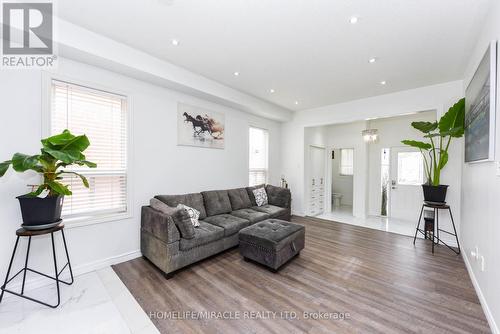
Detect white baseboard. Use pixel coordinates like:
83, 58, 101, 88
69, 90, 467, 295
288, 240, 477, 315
4, 249, 142, 294
462, 249, 499, 334
291, 210, 305, 217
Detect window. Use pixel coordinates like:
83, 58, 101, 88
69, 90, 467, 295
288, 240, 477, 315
50, 79, 128, 221
249, 127, 269, 186
397, 152, 424, 185
340, 148, 354, 176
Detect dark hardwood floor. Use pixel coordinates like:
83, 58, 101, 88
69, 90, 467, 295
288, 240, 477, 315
112, 216, 490, 334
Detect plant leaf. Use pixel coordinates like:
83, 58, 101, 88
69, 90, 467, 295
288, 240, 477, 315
46, 180, 72, 196
27, 184, 47, 197
439, 151, 449, 170
0, 160, 11, 177
439, 98, 465, 134
78, 160, 97, 168
401, 140, 432, 150
411, 121, 438, 133
42, 147, 85, 164
59, 171, 90, 188
44, 129, 75, 146
11, 153, 40, 172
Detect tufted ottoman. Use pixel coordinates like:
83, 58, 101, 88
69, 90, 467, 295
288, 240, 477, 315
238, 219, 305, 272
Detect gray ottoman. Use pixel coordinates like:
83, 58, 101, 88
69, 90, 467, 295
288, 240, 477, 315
238, 219, 305, 271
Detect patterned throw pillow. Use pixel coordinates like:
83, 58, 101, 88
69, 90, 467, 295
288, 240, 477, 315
177, 204, 200, 227
252, 187, 268, 207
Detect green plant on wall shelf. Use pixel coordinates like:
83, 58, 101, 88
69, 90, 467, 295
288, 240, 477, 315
401, 98, 465, 186
0, 129, 97, 196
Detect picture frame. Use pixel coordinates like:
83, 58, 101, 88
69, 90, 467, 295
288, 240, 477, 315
464, 40, 497, 163
177, 103, 225, 149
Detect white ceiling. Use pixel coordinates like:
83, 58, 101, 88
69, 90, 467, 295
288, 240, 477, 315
57, 0, 492, 111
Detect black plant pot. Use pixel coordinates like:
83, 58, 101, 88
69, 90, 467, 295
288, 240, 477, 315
422, 184, 448, 203
17, 195, 64, 226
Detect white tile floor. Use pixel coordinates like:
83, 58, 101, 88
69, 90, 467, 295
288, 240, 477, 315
0, 267, 157, 334
317, 205, 417, 237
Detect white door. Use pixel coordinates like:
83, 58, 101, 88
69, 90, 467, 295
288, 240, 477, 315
309, 146, 326, 216
389, 147, 424, 220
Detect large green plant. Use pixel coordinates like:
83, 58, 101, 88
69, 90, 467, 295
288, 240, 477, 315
401, 98, 465, 186
0, 129, 96, 196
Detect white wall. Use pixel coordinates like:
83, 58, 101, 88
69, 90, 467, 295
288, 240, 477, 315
331, 149, 353, 207
282, 80, 464, 217
0, 58, 282, 289
460, 0, 500, 332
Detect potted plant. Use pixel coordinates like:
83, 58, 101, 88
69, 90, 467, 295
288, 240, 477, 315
0, 129, 96, 229
401, 98, 465, 203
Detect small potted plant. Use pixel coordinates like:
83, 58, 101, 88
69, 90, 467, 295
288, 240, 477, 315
401, 98, 465, 203
0, 129, 96, 229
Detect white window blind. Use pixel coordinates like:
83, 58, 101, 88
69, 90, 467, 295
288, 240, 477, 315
249, 127, 269, 186
50, 80, 128, 220
340, 148, 354, 176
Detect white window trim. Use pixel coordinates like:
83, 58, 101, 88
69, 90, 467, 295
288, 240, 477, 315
248, 125, 269, 186
41, 71, 134, 229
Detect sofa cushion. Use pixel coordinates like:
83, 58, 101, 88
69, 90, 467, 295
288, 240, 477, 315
179, 221, 224, 251
150, 198, 178, 215
171, 208, 196, 239
202, 214, 250, 236
265, 185, 291, 208
252, 204, 287, 218
201, 190, 232, 216
227, 188, 252, 210
231, 208, 270, 224
155, 193, 207, 219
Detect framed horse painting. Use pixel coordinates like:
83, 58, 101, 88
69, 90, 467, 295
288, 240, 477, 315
177, 103, 225, 149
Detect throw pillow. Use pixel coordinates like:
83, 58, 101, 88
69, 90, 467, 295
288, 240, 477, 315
150, 198, 178, 215
177, 204, 200, 227
171, 209, 196, 239
252, 187, 268, 207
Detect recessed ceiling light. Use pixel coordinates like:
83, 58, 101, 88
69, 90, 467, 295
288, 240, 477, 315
368, 57, 377, 63
269, 89, 275, 93
171, 39, 180, 46
349, 16, 359, 24
233, 71, 240, 76
380, 81, 387, 85
294, 101, 299, 105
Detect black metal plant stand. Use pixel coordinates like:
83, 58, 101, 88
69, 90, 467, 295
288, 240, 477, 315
0, 222, 74, 308
413, 202, 460, 255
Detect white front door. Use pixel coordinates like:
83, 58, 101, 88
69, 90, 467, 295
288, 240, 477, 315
309, 146, 325, 216
389, 147, 424, 220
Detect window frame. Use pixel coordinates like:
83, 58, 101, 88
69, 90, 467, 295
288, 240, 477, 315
42, 72, 133, 229
248, 126, 269, 186
396, 151, 424, 186
339, 148, 354, 176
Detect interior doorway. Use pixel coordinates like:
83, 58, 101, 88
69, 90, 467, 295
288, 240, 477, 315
330, 148, 354, 216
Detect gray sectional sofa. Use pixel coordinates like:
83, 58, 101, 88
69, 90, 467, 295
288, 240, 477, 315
140, 185, 291, 277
